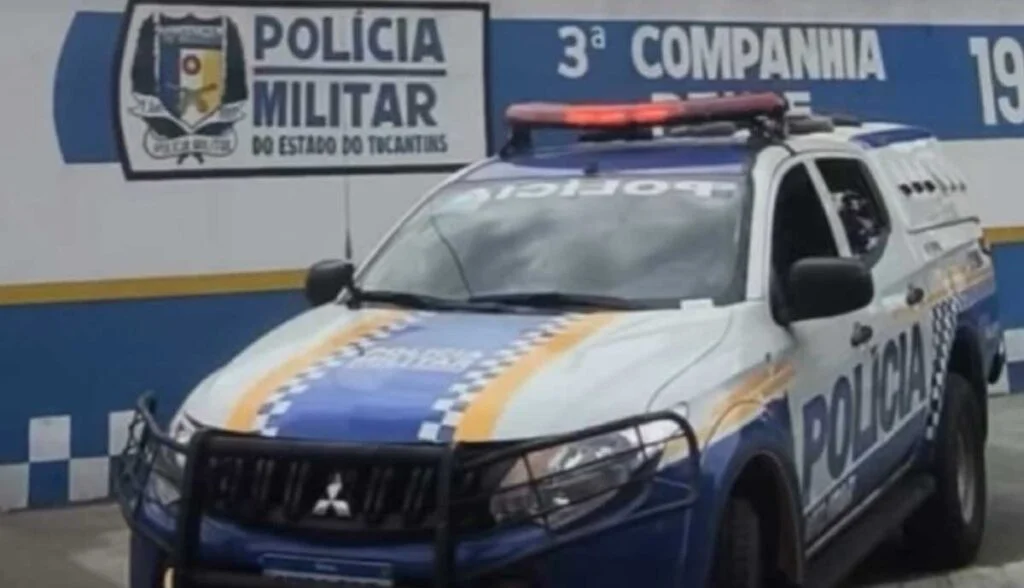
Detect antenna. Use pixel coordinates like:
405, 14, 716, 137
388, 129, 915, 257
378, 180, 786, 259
343, 176, 353, 261
341, 103, 354, 262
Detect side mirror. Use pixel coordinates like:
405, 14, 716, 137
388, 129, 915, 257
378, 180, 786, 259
786, 257, 874, 321
305, 259, 354, 307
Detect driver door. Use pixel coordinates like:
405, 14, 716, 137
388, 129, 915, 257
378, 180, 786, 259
767, 158, 885, 544
803, 153, 934, 539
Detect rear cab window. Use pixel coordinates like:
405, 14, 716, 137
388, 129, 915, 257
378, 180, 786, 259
811, 157, 892, 266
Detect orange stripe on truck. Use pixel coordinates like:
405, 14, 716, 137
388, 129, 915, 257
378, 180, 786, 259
454, 312, 618, 442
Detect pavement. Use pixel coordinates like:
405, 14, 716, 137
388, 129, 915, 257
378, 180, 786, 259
849, 392, 1024, 588
1, 395, 1024, 588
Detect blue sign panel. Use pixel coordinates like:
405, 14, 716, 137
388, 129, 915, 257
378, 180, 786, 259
487, 20, 1024, 143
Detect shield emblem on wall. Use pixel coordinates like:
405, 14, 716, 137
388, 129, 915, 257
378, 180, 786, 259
155, 16, 226, 129
120, 9, 249, 172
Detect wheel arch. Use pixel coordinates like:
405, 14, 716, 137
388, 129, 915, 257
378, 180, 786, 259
693, 400, 805, 587
729, 450, 805, 586
948, 324, 988, 439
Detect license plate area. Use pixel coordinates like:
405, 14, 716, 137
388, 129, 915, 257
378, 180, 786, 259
259, 554, 394, 587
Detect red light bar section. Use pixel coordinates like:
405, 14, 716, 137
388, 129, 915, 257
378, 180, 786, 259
505, 92, 788, 130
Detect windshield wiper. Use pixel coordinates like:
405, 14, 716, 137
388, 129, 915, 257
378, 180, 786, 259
468, 291, 648, 310
351, 289, 516, 313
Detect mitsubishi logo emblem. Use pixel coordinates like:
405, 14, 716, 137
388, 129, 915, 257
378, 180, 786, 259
312, 473, 351, 518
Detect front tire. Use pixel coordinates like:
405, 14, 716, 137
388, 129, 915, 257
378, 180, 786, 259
129, 531, 169, 588
903, 372, 986, 569
711, 496, 765, 588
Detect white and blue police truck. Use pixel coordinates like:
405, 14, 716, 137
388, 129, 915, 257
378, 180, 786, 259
115, 92, 1005, 588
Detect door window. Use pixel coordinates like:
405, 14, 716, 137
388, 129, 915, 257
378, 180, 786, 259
813, 158, 891, 264
770, 163, 841, 281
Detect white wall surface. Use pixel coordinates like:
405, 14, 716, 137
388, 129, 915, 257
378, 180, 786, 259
6, 0, 1024, 287
0, 0, 479, 285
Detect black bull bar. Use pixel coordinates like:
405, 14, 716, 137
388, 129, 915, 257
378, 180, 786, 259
113, 393, 702, 588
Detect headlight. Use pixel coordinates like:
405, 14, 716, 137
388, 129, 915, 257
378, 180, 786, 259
147, 413, 201, 506
489, 419, 683, 530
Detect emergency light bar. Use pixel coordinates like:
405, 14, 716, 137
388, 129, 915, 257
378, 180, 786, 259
498, 92, 790, 158
505, 92, 788, 130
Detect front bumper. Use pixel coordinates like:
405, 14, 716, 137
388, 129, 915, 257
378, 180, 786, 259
113, 394, 701, 588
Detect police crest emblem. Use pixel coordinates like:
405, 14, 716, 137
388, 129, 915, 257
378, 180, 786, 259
126, 13, 248, 164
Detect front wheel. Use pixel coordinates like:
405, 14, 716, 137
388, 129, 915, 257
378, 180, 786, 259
710, 496, 765, 588
129, 531, 170, 588
903, 372, 986, 569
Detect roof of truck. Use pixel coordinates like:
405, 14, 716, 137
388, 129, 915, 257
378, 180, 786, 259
462, 114, 939, 183
800, 122, 936, 149
463, 140, 753, 181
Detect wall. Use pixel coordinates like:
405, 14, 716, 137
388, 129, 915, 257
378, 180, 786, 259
2, 0, 1024, 510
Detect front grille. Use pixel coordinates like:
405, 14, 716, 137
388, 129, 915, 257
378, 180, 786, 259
115, 393, 702, 588
194, 444, 512, 542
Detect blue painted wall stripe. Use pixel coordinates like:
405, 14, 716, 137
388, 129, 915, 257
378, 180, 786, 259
0, 290, 305, 463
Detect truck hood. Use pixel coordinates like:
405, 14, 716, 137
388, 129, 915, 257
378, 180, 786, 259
179, 304, 733, 443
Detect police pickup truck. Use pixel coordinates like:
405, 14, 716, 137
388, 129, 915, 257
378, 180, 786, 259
115, 93, 1005, 588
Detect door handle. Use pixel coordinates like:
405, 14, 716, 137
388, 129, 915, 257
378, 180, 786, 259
851, 323, 874, 347
906, 285, 925, 306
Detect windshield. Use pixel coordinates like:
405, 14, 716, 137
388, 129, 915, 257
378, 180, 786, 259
357, 170, 752, 307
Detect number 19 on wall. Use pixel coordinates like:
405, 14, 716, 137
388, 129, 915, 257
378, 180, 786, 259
969, 36, 1024, 126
